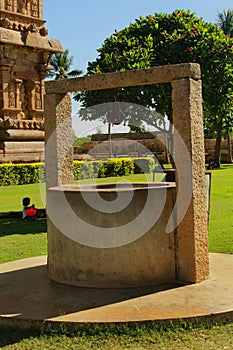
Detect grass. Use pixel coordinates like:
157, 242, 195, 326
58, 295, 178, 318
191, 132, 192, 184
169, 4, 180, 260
0, 183, 47, 264
0, 319, 232, 349
0, 166, 232, 349
0, 183, 45, 213
208, 164, 233, 253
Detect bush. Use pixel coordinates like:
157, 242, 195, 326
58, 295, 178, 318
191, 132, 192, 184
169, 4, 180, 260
0, 157, 154, 186
91, 158, 135, 179
74, 159, 134, 180
0, 163, 44, 186
73, 160, 94, 180
121, 158, 135, 176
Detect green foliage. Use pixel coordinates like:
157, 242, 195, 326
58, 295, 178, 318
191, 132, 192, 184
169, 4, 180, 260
121, 158, 135, 176
74, 158, 136, 180
0, 163, 45, 186
217, 9, 233, 36
74, 158, 154, 180
74, 160, 94, 180
77, 10, 233, 136
48, 49, 82, 80
73, 136, 91, 147
0, 158, 155, 186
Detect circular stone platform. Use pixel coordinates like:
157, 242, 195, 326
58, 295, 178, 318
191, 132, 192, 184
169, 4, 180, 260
0, 253, 232, 324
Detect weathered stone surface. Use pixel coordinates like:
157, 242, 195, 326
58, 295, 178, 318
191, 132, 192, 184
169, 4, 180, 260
172, 78, 209, 283
0, 140, 44, 162
0, 28, 63, 51
0, 128, 44, 140
0, 140, 44, 152
47, 184, 176, 288
44, 93, 74, 188
46, 63, 201, 94
0, 0, 62, 162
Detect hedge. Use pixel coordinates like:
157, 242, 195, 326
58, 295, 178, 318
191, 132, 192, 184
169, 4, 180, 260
0, 163, 45, 186
0, 157, 155, 186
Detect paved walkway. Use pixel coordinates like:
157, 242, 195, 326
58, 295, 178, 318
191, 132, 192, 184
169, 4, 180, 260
0, 253, 232, 324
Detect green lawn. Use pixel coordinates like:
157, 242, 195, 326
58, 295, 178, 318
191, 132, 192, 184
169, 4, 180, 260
208, 164, 233, 253
0, 321, 232, 349
0, 183, 46, 263
0, 167, 233, 348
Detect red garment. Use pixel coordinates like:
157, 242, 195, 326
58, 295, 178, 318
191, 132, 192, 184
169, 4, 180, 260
25, 207, 37, 217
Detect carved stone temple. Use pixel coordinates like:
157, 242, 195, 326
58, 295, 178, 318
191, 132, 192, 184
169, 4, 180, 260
0, 0, 63, 162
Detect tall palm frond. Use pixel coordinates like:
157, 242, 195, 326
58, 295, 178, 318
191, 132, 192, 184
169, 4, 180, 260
48, 49, 82, 80
217, 9, 233, 36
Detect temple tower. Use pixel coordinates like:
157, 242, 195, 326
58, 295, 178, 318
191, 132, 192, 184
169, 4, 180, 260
0, 0, 63, 162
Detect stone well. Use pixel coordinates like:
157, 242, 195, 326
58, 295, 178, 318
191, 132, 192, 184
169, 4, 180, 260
45, 63, 209, 287
47, 182, 176, 288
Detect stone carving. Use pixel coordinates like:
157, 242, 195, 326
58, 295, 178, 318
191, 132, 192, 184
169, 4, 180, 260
0, 117, 44, 130
39, 26, 48, 37
17, 0, 29, 15
20, 81, 31, 119
34, 82, 42, 110
1, 0, 45, 35
0, 18, 11, 29
0, 0, 63, 162
31, 0, 39, 17
6, 0, 15, 12
8, 81, 17, 108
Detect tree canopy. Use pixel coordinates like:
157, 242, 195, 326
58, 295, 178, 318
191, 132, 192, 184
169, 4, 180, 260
77, 10, 233, 136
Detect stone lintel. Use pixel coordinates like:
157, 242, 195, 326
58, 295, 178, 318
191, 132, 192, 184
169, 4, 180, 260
45, 63, 201, 95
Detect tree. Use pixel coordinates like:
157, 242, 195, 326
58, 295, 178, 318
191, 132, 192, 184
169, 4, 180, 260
216, 9, 233, 163
48, 49, 82, 80
77, 10, 233, 160
217, 9, 233, 36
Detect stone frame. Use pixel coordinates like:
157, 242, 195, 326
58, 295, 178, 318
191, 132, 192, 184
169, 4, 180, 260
44, 62, 209, 284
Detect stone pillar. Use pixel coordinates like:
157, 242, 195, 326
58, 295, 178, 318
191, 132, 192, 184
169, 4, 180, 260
44, 93, 74, 188
172, 77, 209, 283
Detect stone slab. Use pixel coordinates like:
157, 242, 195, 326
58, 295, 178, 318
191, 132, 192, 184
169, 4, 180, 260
0, 253, 232, 324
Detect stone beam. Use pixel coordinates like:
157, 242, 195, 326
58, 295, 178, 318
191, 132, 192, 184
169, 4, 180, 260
45, 63, 201, 94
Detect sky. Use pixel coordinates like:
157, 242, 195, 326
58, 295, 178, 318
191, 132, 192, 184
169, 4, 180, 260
43, 0, 233, 136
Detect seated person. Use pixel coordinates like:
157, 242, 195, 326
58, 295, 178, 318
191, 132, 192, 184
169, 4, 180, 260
22, 197, 37, 221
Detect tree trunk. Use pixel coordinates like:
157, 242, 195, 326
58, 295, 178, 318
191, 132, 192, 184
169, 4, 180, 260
214, 120, 222, 167
226, 128, 233, 163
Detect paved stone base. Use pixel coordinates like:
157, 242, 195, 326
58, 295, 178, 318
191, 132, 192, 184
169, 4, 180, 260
0, 253, 232, 324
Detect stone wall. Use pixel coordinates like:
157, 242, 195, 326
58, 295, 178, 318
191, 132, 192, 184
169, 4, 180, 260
74, 136, 233, 163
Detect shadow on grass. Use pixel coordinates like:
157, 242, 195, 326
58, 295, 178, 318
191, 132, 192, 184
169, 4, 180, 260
0, 217, 47, 237
0, 324, 41, 348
